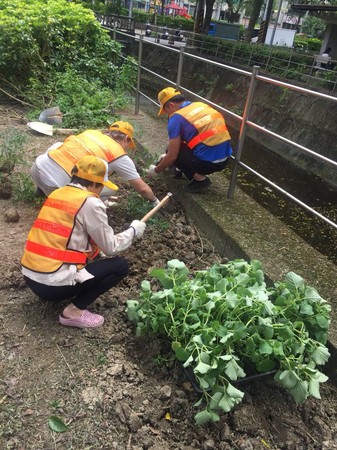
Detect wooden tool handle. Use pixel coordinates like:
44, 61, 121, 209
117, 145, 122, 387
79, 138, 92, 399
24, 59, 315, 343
54, 128, 78, 135
141, 193, 172, 223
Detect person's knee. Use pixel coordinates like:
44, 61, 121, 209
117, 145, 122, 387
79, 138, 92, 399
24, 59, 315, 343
117, 257, 129, 277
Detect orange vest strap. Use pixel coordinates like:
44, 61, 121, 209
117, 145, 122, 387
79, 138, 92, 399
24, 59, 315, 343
25, 240, 87, 264
187, 129, 218, 149
44, 198, 79, 216
33, 219, 72, 238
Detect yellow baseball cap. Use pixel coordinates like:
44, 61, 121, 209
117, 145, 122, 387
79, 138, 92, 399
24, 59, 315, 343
108, 121, 136, 149
158, 87, 182, 115
74, 155, 118, 191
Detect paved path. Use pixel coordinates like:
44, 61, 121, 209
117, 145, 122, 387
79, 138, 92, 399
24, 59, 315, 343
134, 28, 187, 48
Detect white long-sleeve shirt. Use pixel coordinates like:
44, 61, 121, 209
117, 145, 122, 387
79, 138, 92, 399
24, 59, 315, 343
22, 185, 135, 286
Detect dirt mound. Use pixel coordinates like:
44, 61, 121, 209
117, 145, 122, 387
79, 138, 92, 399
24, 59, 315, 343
1, 106, 337, 450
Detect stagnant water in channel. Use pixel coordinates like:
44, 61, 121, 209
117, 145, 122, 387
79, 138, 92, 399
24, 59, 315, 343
235, 136, 337, 265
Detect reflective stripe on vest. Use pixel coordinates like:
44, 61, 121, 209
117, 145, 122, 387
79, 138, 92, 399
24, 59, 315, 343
48, 130, 126, 176
25, 240, 87, 264
21, 186, 95, 273
172, 102, 231, 149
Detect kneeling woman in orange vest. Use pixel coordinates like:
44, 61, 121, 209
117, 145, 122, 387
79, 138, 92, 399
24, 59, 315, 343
21, 155, 146, 329
31, 121, 160, 206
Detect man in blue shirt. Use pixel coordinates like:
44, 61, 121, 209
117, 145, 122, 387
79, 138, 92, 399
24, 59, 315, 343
146, 87, 232, 193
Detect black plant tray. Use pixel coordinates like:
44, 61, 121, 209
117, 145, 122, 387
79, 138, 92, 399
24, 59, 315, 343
181, 364, 277, 394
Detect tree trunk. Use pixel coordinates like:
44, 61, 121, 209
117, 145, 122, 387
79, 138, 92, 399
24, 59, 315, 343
244, 0, 264, 42
203, 0, 216, 34
193, 0, 205, 34
257, 0, 274, 43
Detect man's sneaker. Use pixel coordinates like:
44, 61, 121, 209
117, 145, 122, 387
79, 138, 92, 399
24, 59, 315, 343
169, 165, 183, 179
184, 177, 211, 193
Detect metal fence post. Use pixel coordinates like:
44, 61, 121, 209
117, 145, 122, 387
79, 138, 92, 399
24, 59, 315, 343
135, 35, 143, 115
248, 46, 254, 66
230, 42, 236, 64
215, 39, 219, 58
227, 65, 260, 199
176, 46, 185, 88
266, 48, 272, 71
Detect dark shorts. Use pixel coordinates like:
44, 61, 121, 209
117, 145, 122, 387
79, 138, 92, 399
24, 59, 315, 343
24, 257, 129, 310
174, 143, 229, 180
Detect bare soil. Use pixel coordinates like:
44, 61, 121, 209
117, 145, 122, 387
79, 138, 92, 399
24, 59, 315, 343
1, 104, 337, 450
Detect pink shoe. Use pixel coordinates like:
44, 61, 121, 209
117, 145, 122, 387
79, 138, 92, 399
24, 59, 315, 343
59, 310, 104, 328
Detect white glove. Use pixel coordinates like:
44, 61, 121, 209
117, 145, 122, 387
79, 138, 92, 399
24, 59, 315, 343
150, 197, 160, 207
104, 199, 118, 208
157, 153, 166, 164
146, 165, 159, 178
130, 220, 146, 239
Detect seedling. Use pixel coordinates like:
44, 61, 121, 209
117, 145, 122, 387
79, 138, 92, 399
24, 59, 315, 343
50, 400, 62, 410
97, 354, 107, 366
127, 259, 331, 424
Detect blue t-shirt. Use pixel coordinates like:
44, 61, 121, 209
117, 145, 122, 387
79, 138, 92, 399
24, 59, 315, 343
167, 101, 232, 162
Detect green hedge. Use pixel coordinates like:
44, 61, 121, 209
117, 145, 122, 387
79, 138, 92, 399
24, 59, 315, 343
133, 9, 194, 31
0, 0, 125, 89
294, 37, 322, 52
0, 0, 136, 124
192, 36, 337, 90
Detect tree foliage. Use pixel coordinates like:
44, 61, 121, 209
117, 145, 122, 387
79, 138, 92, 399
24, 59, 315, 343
0, 0, 133, 110
75, 0, 127, 15
225, 0, 247, 23
301, 15, 326, 38
244, 0, 264, 42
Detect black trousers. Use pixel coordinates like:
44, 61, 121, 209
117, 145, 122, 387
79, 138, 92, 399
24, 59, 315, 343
24, 257, 129, 310
174, 143, 229, 180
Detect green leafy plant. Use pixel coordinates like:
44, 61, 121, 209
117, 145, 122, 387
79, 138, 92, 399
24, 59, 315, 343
0, 128, 47, 205
45, 69, 116, 129
48, 415, 69, 433
50, 400, 62, 410
97, 353, 108, 365
0, 0, 136, 110
0, 129, 27, 172
12, 173, 41, 204
126, 191, 169, 231
225, 83, 234, 93
127, 259, 331, 424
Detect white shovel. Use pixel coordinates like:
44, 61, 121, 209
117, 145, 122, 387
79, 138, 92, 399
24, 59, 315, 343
27, 122, 77, 136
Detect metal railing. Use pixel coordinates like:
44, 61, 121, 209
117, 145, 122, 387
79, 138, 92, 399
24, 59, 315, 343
95, 13, 135, 35
136, 22, 337, 93
99, 16, 337, 93
189, 37, 337, 93
111, 28, 337, 233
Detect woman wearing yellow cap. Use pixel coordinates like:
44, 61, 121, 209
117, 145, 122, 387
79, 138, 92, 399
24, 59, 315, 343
146, 87, 232, 193
31, 121, 160, 206
22, 156, 146, 329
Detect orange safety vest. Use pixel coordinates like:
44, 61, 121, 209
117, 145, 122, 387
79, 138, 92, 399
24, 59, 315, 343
21, 186, 99, 273
48, 130, 126, 176
172, 102, 231, 149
